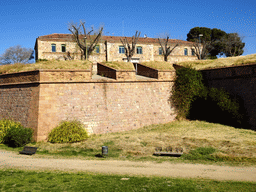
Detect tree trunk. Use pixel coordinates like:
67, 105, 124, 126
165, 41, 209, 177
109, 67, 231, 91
164, 55, 168, 62
127, 56, 131, 62
105, 41, 108, 62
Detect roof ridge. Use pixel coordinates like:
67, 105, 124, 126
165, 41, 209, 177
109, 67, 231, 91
37, 33, 193, 44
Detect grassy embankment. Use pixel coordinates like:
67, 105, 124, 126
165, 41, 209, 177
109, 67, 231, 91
0, 168, 255, 192
140, 61, 175, 70
100, 61, 135, 70
177, 53, 256, 70
1, 120, 255, 166
0, 60, 92, 74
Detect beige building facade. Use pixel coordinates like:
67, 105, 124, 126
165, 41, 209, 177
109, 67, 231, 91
35, 33, 198, 63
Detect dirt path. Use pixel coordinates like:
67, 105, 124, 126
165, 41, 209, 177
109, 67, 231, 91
0, 150, 255, 182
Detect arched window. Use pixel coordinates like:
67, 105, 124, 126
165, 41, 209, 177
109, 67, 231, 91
61, 44, 66, 52
51, 44, 56, 52
137, 46, 142, 54
184, 48, 188, 56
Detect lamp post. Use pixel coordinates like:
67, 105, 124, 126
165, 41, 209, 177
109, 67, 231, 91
199, 34, 203, 60
84, 36, 87, 60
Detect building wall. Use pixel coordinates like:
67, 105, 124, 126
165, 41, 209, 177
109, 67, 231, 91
36, 38, 198, 63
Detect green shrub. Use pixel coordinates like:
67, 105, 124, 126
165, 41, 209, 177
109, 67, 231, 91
47, 120, 89, 143
171, 66, 244, 126
171, 66, 205, 119
0, 119, 23, 144
3, 123, 33, 148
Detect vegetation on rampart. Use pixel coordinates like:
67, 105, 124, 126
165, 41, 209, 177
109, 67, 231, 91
0, 60, 92, 74
101, 61, 135, 71
177, 53, 256, 70
140, 61, 174, 70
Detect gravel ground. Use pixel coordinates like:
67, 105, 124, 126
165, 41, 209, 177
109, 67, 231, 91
0, 150, 256, 182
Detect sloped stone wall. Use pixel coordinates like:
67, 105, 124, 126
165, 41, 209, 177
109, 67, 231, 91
36, 80, 176, 141
200, 63, 256, 130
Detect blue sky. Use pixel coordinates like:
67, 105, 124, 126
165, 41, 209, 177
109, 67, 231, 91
1, 0, 256, 61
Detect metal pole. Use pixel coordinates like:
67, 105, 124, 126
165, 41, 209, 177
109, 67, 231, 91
85, 38, 87, 60
199, 36, 201, 60
199, 34, 203, 60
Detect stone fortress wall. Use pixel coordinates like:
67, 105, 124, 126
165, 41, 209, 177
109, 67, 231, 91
0, 64, 176, 142
1, 62, 256, 142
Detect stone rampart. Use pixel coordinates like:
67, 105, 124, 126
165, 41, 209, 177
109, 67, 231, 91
199, 63, 256, 130
0, 70, 176, 141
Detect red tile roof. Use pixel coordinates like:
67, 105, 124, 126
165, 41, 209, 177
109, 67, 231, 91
37, 33, 194, 45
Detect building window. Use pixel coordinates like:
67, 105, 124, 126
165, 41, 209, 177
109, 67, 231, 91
159, 47, 163, 55
137, 46, 142, 54
61, 44, 66, 52
51, 44, 56, 52
95, 45, 100, 53
184, 48, 188, 56
191, 48, 195, 56
119, 46, 125, 54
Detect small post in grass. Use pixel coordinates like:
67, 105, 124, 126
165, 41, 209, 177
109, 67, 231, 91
102, 146, 108, 156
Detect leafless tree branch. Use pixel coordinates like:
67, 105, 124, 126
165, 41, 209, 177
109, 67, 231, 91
158, 35, 179, 62
68, 20, 103, 60
120, 31, 141, 62
191, 39, 214, 60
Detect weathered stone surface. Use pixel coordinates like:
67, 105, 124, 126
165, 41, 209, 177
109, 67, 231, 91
0, 70, 176, 141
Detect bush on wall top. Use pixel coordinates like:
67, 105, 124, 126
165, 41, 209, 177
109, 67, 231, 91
48, 120, 89, 143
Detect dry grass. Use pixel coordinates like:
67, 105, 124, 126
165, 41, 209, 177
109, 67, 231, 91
35, 120, 256, 164
177, 54, 256, 70
140, 61, 175, 70
0, 60, 92, 74
101, 61, 135, 71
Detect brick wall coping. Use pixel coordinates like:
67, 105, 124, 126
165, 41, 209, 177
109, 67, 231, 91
0, 69, 92, 77
0, 79, 174, 87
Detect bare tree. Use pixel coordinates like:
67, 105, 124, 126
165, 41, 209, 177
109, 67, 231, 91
222, 33, 245, 57
158, 35, 179, 62
120, 31, 141, 62
68, 20, 103, 60
0, 45, 34, 64
192, 39, 214, 60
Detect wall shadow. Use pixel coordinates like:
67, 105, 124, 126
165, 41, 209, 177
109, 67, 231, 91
187, 94, 252, 130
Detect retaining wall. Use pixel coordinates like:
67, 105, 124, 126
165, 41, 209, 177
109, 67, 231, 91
200, 63, 256, 130
0, 70, 176, 141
